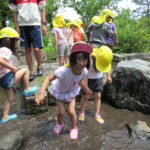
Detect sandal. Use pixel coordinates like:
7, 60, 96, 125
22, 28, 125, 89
95, 115, 104, 124
78, 113, 85, 121
53, 123, 64, 134
70, 128, 78, 140
0, 114, 18, 123
23, 86, 38, 96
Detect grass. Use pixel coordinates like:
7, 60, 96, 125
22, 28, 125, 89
43, 32, 56, 63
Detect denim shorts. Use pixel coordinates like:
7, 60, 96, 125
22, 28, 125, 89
0, 71, 15, 89
57, 42, 69, 57
20, 26, 43, 49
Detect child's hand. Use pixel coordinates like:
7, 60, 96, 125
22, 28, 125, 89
107, 76, 112, 83
12, 67, 19, 73
35, 93, 45, 105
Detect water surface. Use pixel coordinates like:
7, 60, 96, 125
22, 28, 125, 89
0, 99, 150, 150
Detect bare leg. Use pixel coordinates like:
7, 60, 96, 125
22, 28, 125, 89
25, 47, 34, 74
64, 55, 69, 64
93, 92, 101, 116
58, 56, 64, 66
68, 98, 77, 129
33, 48, 42, 68
80, 94, 90, 114
57, 100, 65, 125
3, 88, 14, 118
13, 68, 30, 91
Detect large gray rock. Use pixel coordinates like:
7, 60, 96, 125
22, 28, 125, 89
0, 130, 23, 150
103, 59, 150, 113
113, 53, 150, 63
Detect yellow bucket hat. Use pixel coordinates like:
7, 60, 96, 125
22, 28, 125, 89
91, 9, 115, 25
66, 20, 80, 29
70, 20, 80, 29
75, 20, 86, 27
52, 14, 66, 27
91, 16, 100, 24
66, 20, 74, 28
91, 46, 113, 72
0, 27, 19, 38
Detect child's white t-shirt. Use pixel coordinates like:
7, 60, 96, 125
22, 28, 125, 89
0, 47, 13, 78
88, 57, 103, 79
49, 66, 88, 102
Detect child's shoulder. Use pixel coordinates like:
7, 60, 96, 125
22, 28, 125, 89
0, 47, 11, 54
56, 66, 70, 72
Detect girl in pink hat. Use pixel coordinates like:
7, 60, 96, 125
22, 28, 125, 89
36, 42, 92, 140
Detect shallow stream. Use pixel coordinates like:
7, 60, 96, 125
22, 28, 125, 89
0, 94, 150, 150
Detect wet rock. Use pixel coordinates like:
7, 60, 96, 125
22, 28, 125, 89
127, 121, 150, 140
25, 94, 48, 115
0, 130, 23, 150
103, 59, 150, 114
48, 116, 57, 122
47, 90, 57, 105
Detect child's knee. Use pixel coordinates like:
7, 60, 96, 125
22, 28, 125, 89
8, 96, 14, 103
22, 68, 29, 73
95, 96, 101, 101
82, 94, 90, 100
68, 110, 76, 116
58, 111, 65, 117
18, 68, 29, 75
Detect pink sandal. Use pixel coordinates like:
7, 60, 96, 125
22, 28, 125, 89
70, 128, 78, 140
53, 123, 64, 134
95, 115, 104, 124
78, 113, 85, 121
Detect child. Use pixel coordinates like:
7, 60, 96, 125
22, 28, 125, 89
52, 14, 69, 66
35, 42, 92, 140
70, 20, 86, 43
86, 9, 114, 47
79, 46, 113, 124
0, 27, 38, 123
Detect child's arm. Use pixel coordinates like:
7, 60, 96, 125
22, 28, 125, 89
79, 77, 92, 95
114, 31, 118, 45
35, 74, 56, 104
66, 30, 70, 41
83, 33, 87, 42
0, 57, 19, 73
106, 72, 112, 83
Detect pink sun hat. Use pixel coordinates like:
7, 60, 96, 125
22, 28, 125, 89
71, 42, 93, 54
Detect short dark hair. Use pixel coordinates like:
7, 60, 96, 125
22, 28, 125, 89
69, 51, 90, 69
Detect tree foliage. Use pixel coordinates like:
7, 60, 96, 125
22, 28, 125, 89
0, 1, 12, 27
45, 0, 60, 24
113, 9, 150, 53
61, 0, 119, 25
